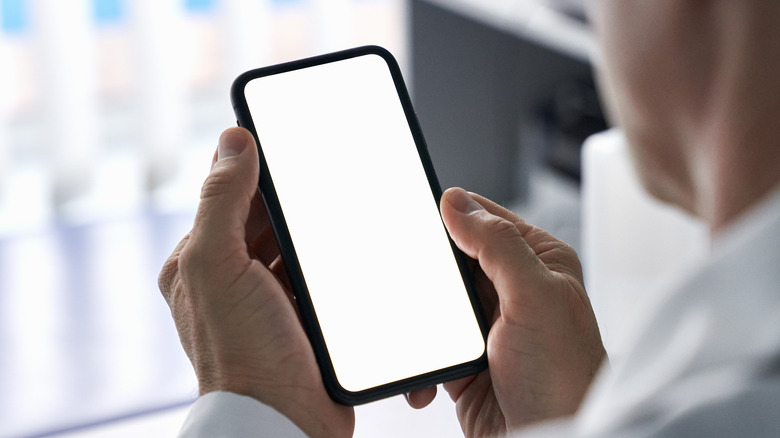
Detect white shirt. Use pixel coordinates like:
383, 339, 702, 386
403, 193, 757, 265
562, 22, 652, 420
525, 186, 780, 437
179, 391, 307, 437
180, 187, 780, 437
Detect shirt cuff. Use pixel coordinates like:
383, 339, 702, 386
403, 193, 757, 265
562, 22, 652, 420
178, 391, 308, 438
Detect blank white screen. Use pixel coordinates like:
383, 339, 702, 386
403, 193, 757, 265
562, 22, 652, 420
244, 53, 485, 393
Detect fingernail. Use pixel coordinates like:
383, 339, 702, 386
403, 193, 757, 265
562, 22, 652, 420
447, 188, 484, 214
218, 129, 249, 160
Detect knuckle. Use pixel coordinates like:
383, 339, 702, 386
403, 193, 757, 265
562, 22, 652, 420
177, 239, 206, 276
484, 214, 523, 241
158, 256, 180, 303
159, 234, 190, 302
477, 214, 525, 264
176, 236, 232, 282
199, 168, 233, 201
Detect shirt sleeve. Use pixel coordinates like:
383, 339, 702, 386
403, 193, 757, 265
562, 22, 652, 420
178, 391, 309, 438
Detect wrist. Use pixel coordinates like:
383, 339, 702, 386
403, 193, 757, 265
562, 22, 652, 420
199, 376, 354, 438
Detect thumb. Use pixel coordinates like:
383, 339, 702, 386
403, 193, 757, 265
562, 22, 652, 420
440, 187, 545, 315
189, 127, 259, 262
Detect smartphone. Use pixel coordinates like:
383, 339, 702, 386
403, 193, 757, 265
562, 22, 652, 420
231, 46, 488, 405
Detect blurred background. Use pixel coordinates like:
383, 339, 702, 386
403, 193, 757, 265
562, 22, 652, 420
0, 0, 708, 436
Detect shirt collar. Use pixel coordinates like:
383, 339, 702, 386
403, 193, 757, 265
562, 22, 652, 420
712, 183, 780, 253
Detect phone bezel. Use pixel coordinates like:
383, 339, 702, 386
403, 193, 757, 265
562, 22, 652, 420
231, 45, 488, 406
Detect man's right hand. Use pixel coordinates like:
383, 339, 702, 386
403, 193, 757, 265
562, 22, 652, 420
433, 188, 606, 436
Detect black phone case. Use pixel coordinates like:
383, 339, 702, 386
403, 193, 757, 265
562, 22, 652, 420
230, 45, 488, 406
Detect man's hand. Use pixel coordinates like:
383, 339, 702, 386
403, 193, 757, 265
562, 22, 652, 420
430, 188, 607, 437
158, 127, 354, 438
